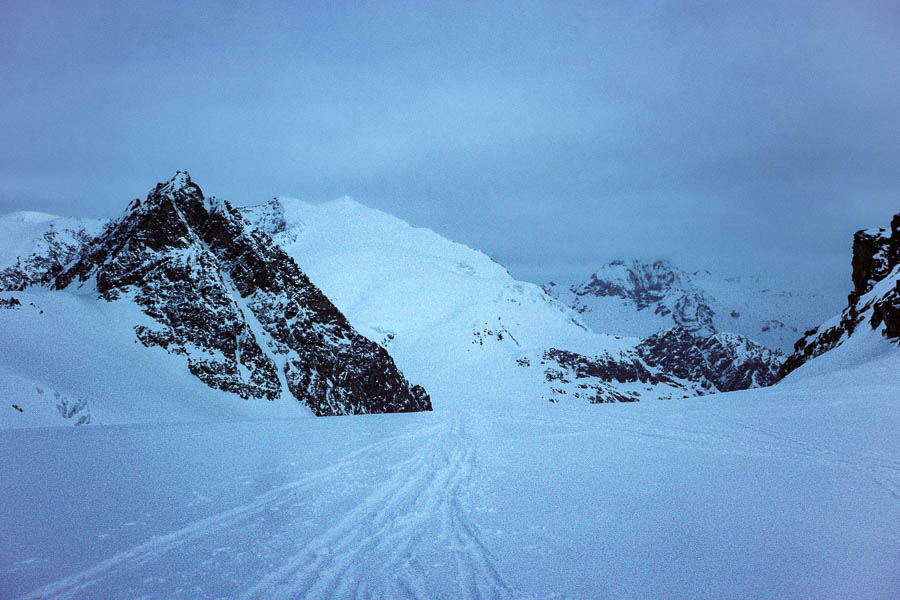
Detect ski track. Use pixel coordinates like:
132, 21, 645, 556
19, 422, 444, 600
19, 414, 518, 600
17, 409, 899, 599
240, 412, 516, 600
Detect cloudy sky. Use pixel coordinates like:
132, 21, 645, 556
2, 1, 898, 307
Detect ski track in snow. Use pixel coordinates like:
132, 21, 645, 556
10, 403, 900, 599
18, 423, 442, 600
19, 414, 518, 600
240, 412, 516, 600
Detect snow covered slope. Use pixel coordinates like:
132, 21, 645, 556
545, 258, 829, 352
0, 211, 105, 290
2, 345, 897, 599
242, 198, 779, 406
0, 287, 316, 428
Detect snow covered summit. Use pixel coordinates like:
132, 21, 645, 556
241, 196, 783, 404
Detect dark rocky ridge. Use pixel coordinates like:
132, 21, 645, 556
54, 172, 431, 415
637, 328, 782, 392
542, 325, 782, 403
780, 212, 900, 378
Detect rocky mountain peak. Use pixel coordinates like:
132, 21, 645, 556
581, 259, 691, 308
242, 197, 290, 238
156, 169, 197, 195
53, 173, 431, 416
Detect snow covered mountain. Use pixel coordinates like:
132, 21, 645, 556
3, 203, 898, 599
0, 182, 789, 428
780, 212, 900, 377
241, 196, 782, 405
544, 258, 828, 353
1, 173, 430, 425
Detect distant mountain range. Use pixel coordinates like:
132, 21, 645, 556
543, 258, 831, 353
1, 172, 894, 426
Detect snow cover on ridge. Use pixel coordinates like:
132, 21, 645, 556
0, 212, 105, 290
241, 197, 780, 406
545, 258, 830, 352
242, 196, 639, 407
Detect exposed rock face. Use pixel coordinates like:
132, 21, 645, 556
54, 172, 430, 415
544, 258, 827, 354
637, 328, 782, 392
543, 347, 670, 403
0, 297, 21, 310
851, 226, 893, 299
780, 212, 900, 378
541, 326, 782, 403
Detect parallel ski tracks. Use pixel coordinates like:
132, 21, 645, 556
21, 414, 517, 600
241, 412, 516, 600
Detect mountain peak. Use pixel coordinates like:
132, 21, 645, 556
52, 173, 431, 415
156, 170, 196, 195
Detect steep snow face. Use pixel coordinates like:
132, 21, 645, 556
545, 258, 829, 352
242, 198, 779, 406
781, 213, 900, 377
50, 172, 430, 416
0, 212, 105, 290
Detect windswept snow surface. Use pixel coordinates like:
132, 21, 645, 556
3, 349, 899, 599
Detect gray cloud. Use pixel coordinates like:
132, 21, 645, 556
1, 0, 898, 308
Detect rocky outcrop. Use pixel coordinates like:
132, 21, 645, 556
542, 348, 652, 403
54, 172, 430, 415
638, 328, 782, 392
0, 220, 100, 291
780, 212, 900, 378
544, 258, 824, 353
540, 325, 782, 402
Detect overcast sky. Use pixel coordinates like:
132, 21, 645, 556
2, 1, 898, 308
